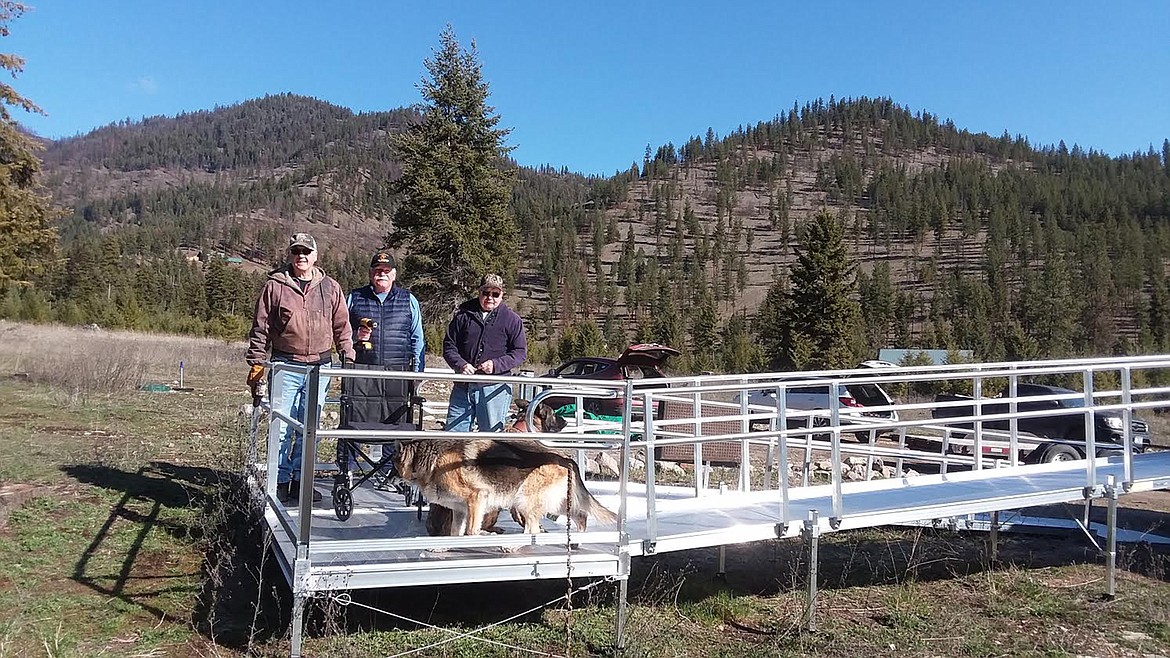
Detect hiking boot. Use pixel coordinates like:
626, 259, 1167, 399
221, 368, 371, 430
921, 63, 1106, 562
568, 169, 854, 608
276, 481, 292, 504
289, 480, 323, 504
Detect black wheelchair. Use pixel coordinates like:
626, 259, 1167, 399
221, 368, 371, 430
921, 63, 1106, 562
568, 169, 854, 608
332, 362, 424, 521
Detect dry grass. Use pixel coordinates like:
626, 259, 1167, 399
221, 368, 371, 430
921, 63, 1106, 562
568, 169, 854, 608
0, 319, 244, 402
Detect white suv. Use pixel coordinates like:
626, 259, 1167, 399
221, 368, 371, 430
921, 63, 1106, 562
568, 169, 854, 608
736, 366, 899, 438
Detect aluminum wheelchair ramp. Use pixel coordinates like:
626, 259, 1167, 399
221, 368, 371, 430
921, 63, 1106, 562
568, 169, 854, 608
262, 451, 1170, 592
253, 356, 1170, 658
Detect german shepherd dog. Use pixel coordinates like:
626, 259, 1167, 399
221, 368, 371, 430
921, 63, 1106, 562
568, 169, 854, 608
424, 400, 573, 536
397, 424, 616, 539
507, 398, 568, 434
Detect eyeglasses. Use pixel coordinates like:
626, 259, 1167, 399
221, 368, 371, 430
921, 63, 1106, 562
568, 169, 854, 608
371, 269, 393, 276
290, 247, 313, 256
480, 290, 502, 299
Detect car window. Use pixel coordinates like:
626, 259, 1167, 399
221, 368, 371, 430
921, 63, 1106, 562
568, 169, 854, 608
577, 362, 603, 376
556, 361, 591, 377
790, 384, 831, 395
848, 383, 889, 405
624, 366, 645, 380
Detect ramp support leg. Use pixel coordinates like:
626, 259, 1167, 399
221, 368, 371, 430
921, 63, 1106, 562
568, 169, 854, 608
803, 509, 821, 632
290, 593, 306, 658
1106, 474, 1119, 599
989, 511, 999, 563
716, 545, 726, 579
614, 577, 629, 654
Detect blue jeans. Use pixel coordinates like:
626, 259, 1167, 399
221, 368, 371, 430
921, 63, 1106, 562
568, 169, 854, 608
445, 382, 513, 432
271, 364, 332, 484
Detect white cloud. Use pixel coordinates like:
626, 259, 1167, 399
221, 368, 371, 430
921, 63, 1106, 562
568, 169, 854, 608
130, 76, 158, 94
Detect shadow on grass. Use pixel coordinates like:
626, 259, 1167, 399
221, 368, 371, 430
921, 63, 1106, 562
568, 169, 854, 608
60, 461, 287, 649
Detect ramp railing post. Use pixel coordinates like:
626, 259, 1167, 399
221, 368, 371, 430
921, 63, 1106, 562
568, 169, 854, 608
266, 366, 285, 501
1105, 474, 1119, 599
972, 376, 983, 472
803, 509, 821, 632
1121, 366, 1134, 488
298, 365, 321, 546
1007, 371, 1019, 465
692, 385, 703, 497
778, 386, 790, 514
1082, 369, 1097, 490
614, 378, 633, 655
643, 391, 658, 554
739, 381, 750, 492
829, 381, 843, 522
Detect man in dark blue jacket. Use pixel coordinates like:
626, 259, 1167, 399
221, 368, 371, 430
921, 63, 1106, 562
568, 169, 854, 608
442, 274, 527, 432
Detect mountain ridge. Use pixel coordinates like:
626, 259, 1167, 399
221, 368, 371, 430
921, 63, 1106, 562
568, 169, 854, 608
30, 93, 1170, 365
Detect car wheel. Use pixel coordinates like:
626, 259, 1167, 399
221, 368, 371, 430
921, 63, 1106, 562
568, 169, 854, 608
1040, 444, 1082, 463
812, 414, 831, 441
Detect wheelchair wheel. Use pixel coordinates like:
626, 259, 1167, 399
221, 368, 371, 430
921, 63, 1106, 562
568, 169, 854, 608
333, 484, 353, 521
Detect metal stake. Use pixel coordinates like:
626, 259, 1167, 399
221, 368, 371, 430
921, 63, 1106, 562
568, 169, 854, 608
290, 593, 305, 658
803, 509, 821, 631
988, 510, 999, 563
614, 577, 629, 654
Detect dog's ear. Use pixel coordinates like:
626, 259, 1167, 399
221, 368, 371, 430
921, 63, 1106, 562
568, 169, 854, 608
514, 398, 531, 412
394, 442, 412, 478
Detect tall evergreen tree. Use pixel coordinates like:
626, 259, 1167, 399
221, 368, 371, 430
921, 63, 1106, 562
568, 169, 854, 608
388, 25, 517, 319
784, 211, 863, 369
0, 2, 57, 286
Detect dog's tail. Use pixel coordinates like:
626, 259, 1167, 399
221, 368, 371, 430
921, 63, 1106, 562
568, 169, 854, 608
568, 465, 618, 530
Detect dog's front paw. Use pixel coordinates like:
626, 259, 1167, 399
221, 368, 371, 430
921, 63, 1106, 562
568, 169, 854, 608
499, 544, 523, 554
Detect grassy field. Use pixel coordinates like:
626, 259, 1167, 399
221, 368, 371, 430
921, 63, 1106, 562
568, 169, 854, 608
1, 319, 1169, 657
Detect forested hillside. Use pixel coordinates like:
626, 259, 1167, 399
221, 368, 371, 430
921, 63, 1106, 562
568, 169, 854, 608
514, 97, 1170, 369
9, 94, 1170, 372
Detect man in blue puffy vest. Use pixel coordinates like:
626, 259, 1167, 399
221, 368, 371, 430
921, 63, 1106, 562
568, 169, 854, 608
341, 250, 425, 475
346, 250, 425, 371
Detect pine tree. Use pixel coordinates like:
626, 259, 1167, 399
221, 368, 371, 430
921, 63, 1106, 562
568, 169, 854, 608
689, 290, 720, 372
784, 211, 862, 369
754, 269, 790, 370
0, 2, 57, 286
388, 25, 517, 319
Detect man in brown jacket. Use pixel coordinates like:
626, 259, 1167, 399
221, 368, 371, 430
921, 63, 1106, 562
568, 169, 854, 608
247, 233, 355, 504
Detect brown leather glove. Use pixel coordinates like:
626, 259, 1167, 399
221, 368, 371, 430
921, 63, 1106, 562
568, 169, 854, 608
246, 364, 266, 386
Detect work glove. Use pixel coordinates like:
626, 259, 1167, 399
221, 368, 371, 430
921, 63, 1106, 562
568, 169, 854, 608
247, 364, 266, 386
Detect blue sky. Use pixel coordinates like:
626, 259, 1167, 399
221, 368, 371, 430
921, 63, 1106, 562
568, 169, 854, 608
8, 1, 1169, 176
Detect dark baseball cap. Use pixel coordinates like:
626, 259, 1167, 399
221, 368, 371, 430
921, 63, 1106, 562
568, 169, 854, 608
370, 250, 396, 269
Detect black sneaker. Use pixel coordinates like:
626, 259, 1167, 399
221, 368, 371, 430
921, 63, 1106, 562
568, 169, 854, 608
276, 481, 292, 503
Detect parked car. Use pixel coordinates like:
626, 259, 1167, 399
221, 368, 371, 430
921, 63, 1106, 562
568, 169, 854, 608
542, 344, 680, 418
735, 363, 900, 439
931, 383, 1151, 462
